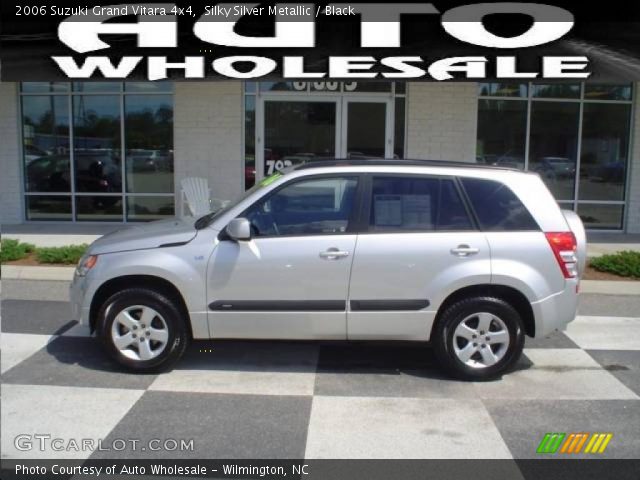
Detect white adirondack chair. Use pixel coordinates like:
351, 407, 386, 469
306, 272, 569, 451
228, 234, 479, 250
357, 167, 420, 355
181, 177, 211, 216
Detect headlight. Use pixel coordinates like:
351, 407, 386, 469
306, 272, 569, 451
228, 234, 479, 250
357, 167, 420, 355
76, 254, 98, 277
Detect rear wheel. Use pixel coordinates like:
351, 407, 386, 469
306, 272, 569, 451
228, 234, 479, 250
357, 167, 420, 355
433, 296, 525, 380
98, 288, 189, 372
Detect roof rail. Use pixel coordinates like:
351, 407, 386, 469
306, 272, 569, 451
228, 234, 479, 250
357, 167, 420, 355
293, 158, 521, 172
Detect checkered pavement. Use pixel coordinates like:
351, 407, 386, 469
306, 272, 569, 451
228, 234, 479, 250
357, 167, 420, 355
1, 283, 639, 461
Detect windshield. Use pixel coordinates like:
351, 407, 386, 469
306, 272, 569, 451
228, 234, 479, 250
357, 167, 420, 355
194, 172, 283, 230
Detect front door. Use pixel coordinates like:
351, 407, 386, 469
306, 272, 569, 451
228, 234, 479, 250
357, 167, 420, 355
341, 99, 393, 159
256, 96, 393, 181
260, 99, 340, 179
207, 175, 360, 339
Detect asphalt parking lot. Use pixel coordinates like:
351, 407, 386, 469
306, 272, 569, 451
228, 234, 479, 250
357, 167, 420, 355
1, 279, 639, 462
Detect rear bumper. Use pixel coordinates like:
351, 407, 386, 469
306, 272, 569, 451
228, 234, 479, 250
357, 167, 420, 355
530, 279, 579, 337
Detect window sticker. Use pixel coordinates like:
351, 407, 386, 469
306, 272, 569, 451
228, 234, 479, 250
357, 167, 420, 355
374, 195, 403, 226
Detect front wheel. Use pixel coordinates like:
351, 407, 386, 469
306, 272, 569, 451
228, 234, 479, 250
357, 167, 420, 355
98, 288, 189, 372
433, 296, 525, 380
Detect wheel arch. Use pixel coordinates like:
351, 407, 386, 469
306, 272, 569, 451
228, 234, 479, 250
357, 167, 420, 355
89, 275, 192, 338
432, 284, 535, 338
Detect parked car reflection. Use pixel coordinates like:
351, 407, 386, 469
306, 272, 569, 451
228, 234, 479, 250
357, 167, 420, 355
534, 157, 576, 180
74, 151, 122, 194
596, 161, 625, 183
127, 149, 173, 173
476, 153, 525, 170
24, 144, 51, 165
26, 155, 71, 192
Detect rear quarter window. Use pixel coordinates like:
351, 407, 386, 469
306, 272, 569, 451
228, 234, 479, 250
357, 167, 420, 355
460, 177, 539, 231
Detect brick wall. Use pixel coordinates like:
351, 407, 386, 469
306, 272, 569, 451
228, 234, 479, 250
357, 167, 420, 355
627, 82, 640, 233
405, 83, 478, 162
173, 82, 243, 213
0, 82, 23, 225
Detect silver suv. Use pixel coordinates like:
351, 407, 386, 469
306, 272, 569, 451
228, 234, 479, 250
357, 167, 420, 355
70, 160, 586, 380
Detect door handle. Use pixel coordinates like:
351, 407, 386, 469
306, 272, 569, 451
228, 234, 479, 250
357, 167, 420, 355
319, 248, 350, 260
450, 245, 479, 257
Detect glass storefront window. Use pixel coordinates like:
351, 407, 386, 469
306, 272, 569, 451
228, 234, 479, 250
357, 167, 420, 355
125, 95, 174, 194
21, 82, 174, 222
584, 83, 633, 101
75, 196, 123, 222
528, 102, 580, 201
22, 96, 70, 192
578, 204, 624, 230
476, 100, 527, 169
478, 83, 528, 98
346, 102, 387, 159
531, 84, 580, 99
72, 95, 122, 195
579, 103, 631, 202
25, 196, 72, 221
477, 82, 633, 230
124, 82, 173, 93
127, 196, 176, 221
21, 82, 69, 93
73, 82, 121, 93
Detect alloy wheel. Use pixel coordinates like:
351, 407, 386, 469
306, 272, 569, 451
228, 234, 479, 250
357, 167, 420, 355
452, 312, 510, 369
110, 305, 169, 361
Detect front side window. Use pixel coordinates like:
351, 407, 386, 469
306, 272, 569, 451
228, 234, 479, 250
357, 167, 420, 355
460, 178, 539, 231
243, 176, 358, 237
369, 176, 473, 232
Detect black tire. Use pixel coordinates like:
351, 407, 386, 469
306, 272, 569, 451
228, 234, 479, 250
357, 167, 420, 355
97, 288, 189, 373
433, 296, 525, 381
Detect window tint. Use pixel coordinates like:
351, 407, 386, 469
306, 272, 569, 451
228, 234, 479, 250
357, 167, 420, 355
439, 179, 474, 230
460, 178, 539, 231
369, 177, 473, 232
243, 177, 358, 237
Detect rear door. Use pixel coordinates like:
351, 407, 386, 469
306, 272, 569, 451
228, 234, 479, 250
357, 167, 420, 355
347, 174, 491, 340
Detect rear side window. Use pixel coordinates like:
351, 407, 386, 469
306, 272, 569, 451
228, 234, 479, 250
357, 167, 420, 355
369, 176, 473, 232
460, 177, 539, 231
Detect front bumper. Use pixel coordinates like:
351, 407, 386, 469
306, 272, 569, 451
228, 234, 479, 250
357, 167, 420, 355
530, 278, 579, 337
70, 271, 91, 327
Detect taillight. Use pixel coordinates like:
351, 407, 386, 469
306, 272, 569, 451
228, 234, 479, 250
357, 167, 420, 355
545, 232, 578, 279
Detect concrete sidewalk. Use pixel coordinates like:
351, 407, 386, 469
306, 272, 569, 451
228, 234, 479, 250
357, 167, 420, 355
2, 264, 640, 295
3, 224, 640, 256
2, 223, 115, 247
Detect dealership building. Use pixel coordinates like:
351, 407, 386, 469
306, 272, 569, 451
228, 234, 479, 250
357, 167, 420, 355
1, 80, 639, 232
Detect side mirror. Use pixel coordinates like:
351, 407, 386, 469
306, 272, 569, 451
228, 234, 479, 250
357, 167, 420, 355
225, 218, 252, 241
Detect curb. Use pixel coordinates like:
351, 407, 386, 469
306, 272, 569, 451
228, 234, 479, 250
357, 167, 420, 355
579, 280, 640, 295
2, 265, 75, 281
3, 265, 640, 295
